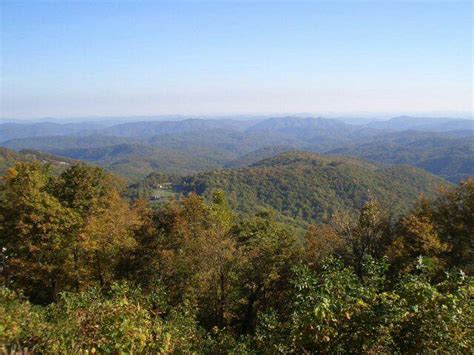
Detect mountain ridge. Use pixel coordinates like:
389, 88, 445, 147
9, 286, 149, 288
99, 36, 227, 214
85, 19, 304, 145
176, 151, 447, 225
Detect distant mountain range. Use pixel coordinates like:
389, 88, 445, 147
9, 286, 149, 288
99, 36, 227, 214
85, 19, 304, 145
327, 131, 474, 183
365, 116, 473, 132
2, 116, 472, 143
0, 116, 472, 181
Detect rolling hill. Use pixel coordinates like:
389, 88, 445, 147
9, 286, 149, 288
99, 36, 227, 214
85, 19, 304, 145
176, 151, 447, 225
100, 118, 258, 138
32, 143, 228, 180
0, 147, 76, 176
245, 117, 379, 150
1, 134, 138, 151
225, 145, 296, 168
148, 129, 300, 158
327, 133, 474, 183
2, 117, 472, 182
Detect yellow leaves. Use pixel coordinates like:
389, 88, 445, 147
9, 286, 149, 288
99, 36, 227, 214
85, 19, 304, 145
356, 299, 368, 309
0, 288, 44, 348
0, 162, 148, 300
3, 167, 18, 181
161, 333, 172, 354
388, 212, 448, 273
81, 191, 137, 252
387, 237, 405, 260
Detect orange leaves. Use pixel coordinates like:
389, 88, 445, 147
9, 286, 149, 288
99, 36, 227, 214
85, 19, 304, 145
3, 167, 18, 182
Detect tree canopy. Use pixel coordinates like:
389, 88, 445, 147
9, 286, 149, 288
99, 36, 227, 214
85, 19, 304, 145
1, 162, 472, 353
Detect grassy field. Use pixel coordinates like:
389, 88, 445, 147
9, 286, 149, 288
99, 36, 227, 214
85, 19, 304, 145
149, 183, 179, 204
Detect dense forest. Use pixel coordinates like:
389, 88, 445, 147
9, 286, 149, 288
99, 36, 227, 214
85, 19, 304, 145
2, 117, 473, 181
176, 152, 446, 226
0, 147, 75, 176
328, 133, 474, 183
1, 161, 472, 353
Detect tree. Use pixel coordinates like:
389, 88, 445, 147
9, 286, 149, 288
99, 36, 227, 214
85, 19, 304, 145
388, 179, 473, 275
78, 188, 138, 288
333, 199, 390, 276
126, 192, 237, 329
425, 179, 474, 274
0, 163, 140, 301
388, 214, 447, 274
256, 257, 473, 353
230, 211, 301, 333
0, 163, 78, 303
51, 164, 117, 217
303, 223, 343, 269
52, 164, 139, 290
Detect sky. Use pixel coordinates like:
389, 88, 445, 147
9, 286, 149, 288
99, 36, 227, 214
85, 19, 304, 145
1, 0, 472, 119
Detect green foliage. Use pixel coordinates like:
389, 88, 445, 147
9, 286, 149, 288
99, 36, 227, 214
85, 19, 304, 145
328, 133, 474, 183
0, 288, 45, 351
0, 147, 74, 177
231, 212, 301, 333
0, 162, 139, 303
389, 178, 474, 275
178, 152, 445, 225
256, 257, 473, 353
0, 162, 472, 353
0, 283, 204, 353
0, 163, 79, 303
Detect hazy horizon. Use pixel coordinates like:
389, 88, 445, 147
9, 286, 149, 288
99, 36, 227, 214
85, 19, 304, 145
1, 0, 472, 119
1, 111, 473, 124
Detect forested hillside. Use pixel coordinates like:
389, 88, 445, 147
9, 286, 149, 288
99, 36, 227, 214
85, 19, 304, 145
1, 161, 472, 353
100, 118, 258, 137
1, 129, 301, 180
47, 143, 226, 179
177, 152, 446, 225
1, 117, 472, 182
0, 147, 75, 176
225, 145, 295, 168
328, 133, 474, 183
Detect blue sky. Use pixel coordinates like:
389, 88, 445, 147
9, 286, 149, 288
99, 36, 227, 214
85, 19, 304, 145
1, 0, 472, 119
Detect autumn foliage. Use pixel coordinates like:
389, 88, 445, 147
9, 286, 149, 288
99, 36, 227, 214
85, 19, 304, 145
0, 163, 473, 352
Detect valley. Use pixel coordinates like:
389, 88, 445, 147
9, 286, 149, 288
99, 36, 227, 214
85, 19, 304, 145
1, 115, 469, 228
